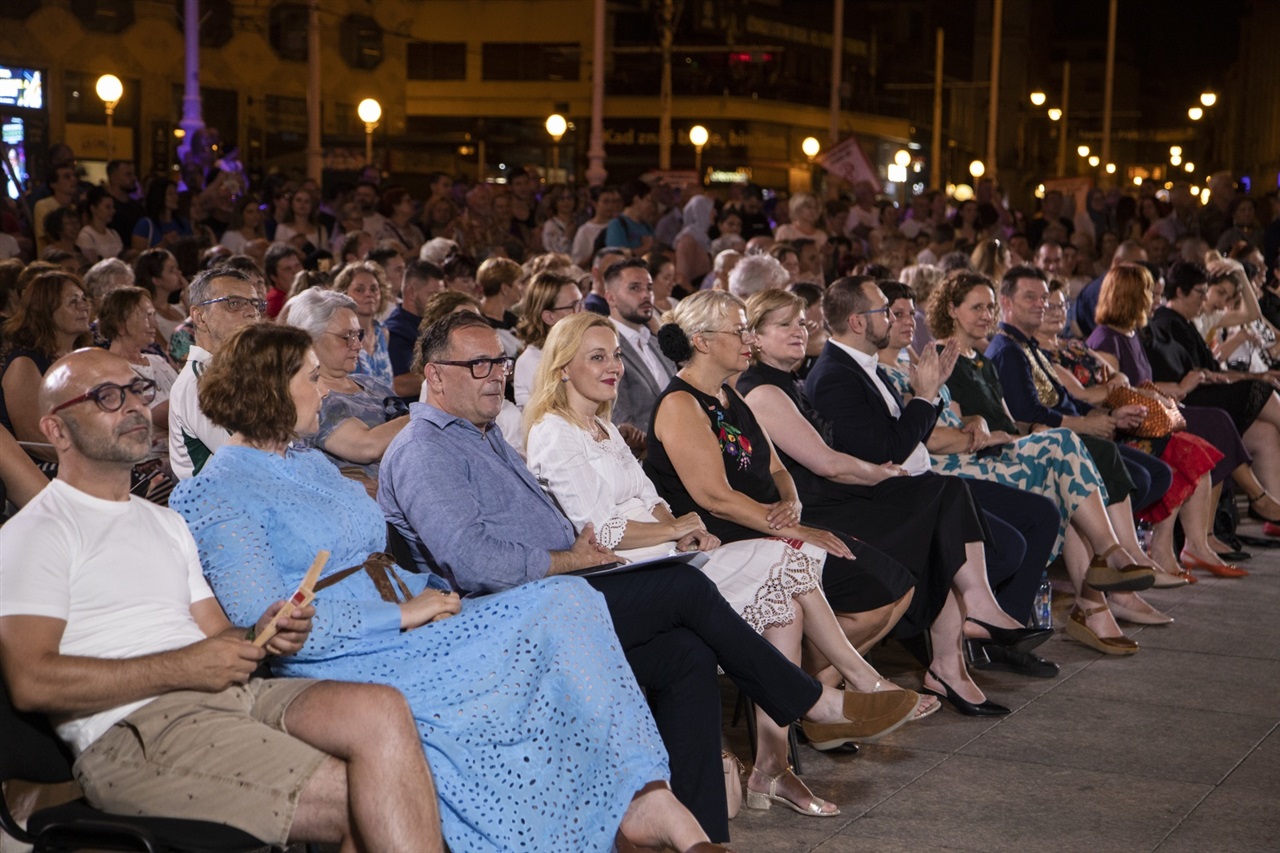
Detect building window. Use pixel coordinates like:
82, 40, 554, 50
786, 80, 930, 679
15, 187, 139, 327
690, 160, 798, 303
269, 3, 309, 62
340, 14, 383, 70
407, 42, 467, 81
481, 43, 580, 82
69, 0, 135, 33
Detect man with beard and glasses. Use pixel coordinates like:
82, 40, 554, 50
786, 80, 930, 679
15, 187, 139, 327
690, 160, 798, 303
606, 258, 676, 434
0, 348, 445, 852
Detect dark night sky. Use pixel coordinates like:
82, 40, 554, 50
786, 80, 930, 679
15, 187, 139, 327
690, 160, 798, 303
1051, 0, 1246, 125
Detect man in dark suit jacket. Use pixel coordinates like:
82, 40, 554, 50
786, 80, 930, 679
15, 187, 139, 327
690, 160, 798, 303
606, 258, 677, 434
805, 277, 1062, 665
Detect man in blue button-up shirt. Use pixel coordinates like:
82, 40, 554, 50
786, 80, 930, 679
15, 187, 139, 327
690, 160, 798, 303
379, 311, 903, 843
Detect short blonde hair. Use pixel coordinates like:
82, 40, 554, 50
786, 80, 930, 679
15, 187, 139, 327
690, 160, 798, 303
523, 312, 617, 436
745, 289, 805, 333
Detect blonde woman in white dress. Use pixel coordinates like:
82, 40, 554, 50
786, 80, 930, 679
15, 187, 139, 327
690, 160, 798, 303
524, 312, 932, 821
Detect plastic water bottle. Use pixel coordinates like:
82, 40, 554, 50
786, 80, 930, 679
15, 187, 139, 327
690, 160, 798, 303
1033, 572, 1053, 629
1136, 521, 1153, 555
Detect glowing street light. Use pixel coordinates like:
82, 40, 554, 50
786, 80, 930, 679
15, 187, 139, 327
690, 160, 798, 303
1171, 154, 1183, 167
357, 98, 382, 165
1077, 144, 1090, 158
1105, 162, 1116, 174
802, 136, 821, 160
545, 113, 567, 172
1030, 90, 1047, 107
1170, 145, 1182, 157
96, 74, 123, 160
1088, 155, 1101, 167
545, 113, 567, 142
894, 149, 911, 167
1133, 176, 1143, 186
689, 125, 709, 182
1188, 106, 1204, 121
1191, 186, 1201, 196
1047, 108, 1062, 122
1200, 92, 1217, 107
952, 184, 974, 202
1185, 161, 1195, 173
969, 159, 985, 178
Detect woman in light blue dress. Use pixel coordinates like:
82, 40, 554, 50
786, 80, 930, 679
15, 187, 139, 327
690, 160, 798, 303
171, 323, 720, 853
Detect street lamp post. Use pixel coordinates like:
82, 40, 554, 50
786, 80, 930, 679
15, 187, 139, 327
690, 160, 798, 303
803, 136, 821, 191
95, 74, 123, 161
357, 99, 382, 167
545, 113, 567, 177
689, 125, 709, 185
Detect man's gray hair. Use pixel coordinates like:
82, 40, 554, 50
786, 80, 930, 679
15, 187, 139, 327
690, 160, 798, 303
728, 254, 790, 299
188, 267, 252, 308
82, 258, 133, 300
283, 288, 358, 341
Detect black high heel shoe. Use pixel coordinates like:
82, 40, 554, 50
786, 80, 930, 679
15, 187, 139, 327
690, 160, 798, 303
964, 617, 1052, 653
921, 669, 1010, 717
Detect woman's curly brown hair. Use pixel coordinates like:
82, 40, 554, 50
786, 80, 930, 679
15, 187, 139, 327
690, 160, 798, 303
199, 323, 313, 445
926, 269, 997, 340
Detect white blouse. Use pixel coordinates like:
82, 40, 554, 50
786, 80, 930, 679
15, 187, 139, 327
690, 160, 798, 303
525, 412, 669, 553
513, 345, 542, 408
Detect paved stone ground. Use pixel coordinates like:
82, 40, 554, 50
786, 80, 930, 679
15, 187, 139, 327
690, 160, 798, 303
721, 516, 1280, 853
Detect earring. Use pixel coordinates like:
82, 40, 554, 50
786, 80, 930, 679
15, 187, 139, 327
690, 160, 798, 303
561, 375, 569, 383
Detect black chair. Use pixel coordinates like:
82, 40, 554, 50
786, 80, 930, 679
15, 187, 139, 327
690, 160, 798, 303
0, 679, 284, 853
385, 521, 420, 573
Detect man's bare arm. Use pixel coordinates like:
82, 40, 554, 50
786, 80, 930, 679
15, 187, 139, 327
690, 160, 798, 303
0, 614, 265, 716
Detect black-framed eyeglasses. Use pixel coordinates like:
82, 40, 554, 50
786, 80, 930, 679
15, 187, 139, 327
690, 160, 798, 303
432, 356, 515, 379
49, 378, 157, 416
326, 329, 367, 346
549, 300, 583, 314
703, 326, 757, 341
194, 295, 267, 315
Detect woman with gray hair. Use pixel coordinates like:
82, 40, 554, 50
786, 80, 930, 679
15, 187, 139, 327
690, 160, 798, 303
284, 288, 409, 491
82, 257, 135, 306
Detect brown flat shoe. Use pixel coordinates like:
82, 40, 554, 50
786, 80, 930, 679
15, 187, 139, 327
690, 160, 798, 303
799, 688, 918, 747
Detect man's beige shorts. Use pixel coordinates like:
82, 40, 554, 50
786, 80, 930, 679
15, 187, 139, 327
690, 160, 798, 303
73, 679, 329, 846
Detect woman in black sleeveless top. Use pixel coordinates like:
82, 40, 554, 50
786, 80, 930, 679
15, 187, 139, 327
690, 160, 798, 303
645, 291, 946, 817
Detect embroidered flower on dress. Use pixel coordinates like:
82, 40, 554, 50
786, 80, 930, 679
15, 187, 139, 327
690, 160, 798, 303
710, 405, 752, 470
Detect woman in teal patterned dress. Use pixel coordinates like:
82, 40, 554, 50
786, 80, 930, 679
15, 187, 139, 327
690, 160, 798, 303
880, 275, 1170, 648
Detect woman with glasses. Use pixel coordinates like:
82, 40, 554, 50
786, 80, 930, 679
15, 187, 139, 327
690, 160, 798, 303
513, 271, 582, 408
1, 272, 93, 459
284, 288, 409, 493
525, 309, 928, 820
333, 261, 394, 387
173, 323, 726, 853
737, 287, 1059, 693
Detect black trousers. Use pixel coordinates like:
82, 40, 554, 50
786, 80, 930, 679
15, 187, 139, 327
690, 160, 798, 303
586, 564, 823, 842
962, 478, 1061, 624
1117, 443, 1173, 514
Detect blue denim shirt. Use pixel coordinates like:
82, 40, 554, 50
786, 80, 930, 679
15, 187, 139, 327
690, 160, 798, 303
378, 402, 576, 594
